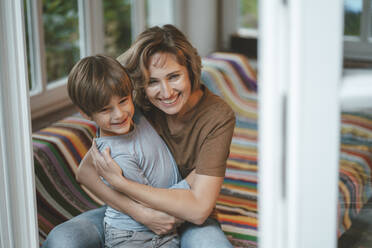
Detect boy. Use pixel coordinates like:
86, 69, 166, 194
67, 55, 188, 248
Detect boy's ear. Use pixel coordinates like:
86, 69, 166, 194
78, 108, 92, 120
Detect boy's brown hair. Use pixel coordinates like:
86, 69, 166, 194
67, 55, 133, 116
117, 24, 202, 110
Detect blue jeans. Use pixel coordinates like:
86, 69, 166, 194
42, 206, 232, 248
104, 222, 179, 248
179, 217, 233, 248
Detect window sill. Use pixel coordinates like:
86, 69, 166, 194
341, 69, 372, 112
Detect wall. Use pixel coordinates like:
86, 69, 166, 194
178, 0, 219, 56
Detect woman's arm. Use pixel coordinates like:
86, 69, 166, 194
95, 147, 223, 225
76, 147, 182, 234
93, 103, 235, 225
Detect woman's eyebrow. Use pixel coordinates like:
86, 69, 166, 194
167, 70, 181, 76
149, 70, 182, 80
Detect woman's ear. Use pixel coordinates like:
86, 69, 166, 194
78, 108, 92, 121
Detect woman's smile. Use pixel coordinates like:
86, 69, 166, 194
159, 93, 180, 105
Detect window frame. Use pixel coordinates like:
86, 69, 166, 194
221, 0, 259, 58
0, 0, 38, 247
224, 0, 372, 63
28, 0, 103, 119
28, 0, 148, 119
344, 0, 372, 60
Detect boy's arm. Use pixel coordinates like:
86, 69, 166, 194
76, 148, 182, 234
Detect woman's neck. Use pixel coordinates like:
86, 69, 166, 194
167, 88, 204, 122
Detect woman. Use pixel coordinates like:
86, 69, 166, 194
42, 24, 235, 248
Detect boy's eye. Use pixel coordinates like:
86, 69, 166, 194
99, 107, 109, 113
119, 97, 128, 104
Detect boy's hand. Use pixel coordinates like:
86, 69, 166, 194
91, 140, 124, 187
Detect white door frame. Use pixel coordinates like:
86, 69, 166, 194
258, 0, 343, 247
0, 0, 38, 247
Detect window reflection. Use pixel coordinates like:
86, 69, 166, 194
42, 0, 80, 84
344, 0, 363, 37
103, 0, 132, 58
239, 0, 258, 31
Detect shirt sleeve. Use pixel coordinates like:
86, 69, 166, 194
114, 155, 150, 185
194, 106, 236, 177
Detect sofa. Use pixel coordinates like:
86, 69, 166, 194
33, 52, 372, 247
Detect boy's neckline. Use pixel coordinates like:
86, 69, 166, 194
96, 123, 136, 138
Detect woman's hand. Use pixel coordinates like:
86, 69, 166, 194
91, 140, 125, 187
139, 207, 184, 235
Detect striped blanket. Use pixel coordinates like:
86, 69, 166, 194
33, 52, 372, 247
202, 53, 258, 248
33, 118, 101, 246
338, 112, 372, 236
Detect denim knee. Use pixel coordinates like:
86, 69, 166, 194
42, 207, 106, 248
179, 218, 233, 248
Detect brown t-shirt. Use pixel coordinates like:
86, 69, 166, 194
144, 85, 236, 178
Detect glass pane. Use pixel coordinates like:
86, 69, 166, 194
42, 0, 80, 84
239, 0, 258, 30
146, 0, 174, 27
103, 0, 132, 58
344, 0, 363, 37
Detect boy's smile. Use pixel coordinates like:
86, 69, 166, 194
90, 95, 135, 137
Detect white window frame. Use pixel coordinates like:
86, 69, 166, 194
28, 0, 149, 119
0, 0, 38, 247
224, 0, 372, 61
344, 0, 372, 60
28, 0, 105, 119
259, 0, 343, 248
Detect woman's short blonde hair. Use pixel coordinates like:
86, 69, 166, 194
117, 24, 202, 110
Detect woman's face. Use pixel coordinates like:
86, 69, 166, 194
145, 52, 192, 116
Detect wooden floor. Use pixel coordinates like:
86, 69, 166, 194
338, 198, 372, 248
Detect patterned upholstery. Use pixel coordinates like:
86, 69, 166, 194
202, 53, 258, 247
33, 118, 101, 245
338, 113, 372, 235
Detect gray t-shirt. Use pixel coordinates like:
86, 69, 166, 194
96, 109, 189, 231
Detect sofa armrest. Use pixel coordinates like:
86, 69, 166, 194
33, 116, 103, 241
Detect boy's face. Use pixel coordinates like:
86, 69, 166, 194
90, 95, 135, 137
